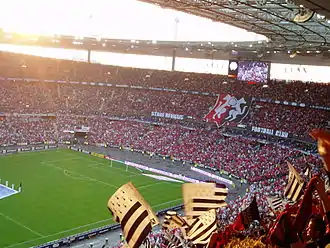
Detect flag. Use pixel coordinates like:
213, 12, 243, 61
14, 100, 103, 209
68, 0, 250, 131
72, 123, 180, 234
183, 182, 228, 219
208, 232, 226, 248
164, 231, 184, 248
186, 209, 217, 245
233, 196, 260, 231
180, 216, 195, 239
141, 238, 151, 248
292, 177, 317, 234
268, 177, 319, 246
107, 182, 159, 248
162, 211, 186, 230
284, 163, 305, 202
267, 211, 296, 247
204, 94, 251, 127
310, 129, 330, 176
267, 196, 285, 213
303, 166, 312, 180
208, 225, 232, 248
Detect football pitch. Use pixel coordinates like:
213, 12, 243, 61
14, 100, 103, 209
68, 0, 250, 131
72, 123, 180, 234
0, 149, 183, 248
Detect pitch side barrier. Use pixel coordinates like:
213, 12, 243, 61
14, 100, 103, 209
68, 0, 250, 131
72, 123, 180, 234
68, 147, 124, 164
0, 141, 57, 147
68, 146, 201, 183
34, 204, 183, 248
0, 145, 58, 155
69, 146, 242, 184
191, 167, 234, 186
125, 161, 201, 183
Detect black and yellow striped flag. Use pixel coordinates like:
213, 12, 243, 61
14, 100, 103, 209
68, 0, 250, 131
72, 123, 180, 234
164, 231, 184, 248
107, 182, 159, 248
183, 182, 228, 219
284, 163, 305, 202
303, 166, 312, 180
267, 195, 284, 213
162, 211, 186, 230
186, 209, 218, 245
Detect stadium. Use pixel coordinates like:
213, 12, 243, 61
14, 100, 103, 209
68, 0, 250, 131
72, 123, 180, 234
0, 0, 329, 247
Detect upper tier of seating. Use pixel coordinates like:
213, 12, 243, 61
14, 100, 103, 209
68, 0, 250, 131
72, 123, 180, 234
0, 52, 328, 141
0, 52, 329, 106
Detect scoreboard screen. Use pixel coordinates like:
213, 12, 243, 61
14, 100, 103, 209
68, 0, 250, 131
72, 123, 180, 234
237, 60, 270, 83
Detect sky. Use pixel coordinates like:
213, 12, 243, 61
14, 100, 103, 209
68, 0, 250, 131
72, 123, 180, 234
0, 0, 328, 82
0, 0, 267, 42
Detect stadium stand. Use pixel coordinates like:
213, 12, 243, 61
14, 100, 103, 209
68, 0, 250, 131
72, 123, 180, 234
0, 51, 329, 247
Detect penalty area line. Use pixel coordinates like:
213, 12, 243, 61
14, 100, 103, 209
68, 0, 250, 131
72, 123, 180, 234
44, 162, 118, 189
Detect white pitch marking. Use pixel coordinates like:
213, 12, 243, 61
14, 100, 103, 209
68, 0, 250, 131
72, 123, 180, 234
79, 156, 139, 176
43, 162, 118, 189
0, 212, 43, 237
40, 157, 82, 164
85, 163, 139, 177
3, 217, 113, 248
152, 198, 182, 208
3, 151, 182, 247
3, 198, 182, 248
138, 181, 171, 189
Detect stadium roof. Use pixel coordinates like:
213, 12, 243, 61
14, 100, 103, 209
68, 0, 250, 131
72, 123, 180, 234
1, 30, 330, 65
1, 0, 330, 65
139, 0, 330, 52
292, 0, 330, 19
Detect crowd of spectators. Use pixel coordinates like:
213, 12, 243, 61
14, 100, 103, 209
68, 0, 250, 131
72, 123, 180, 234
0, 116, 55, 145
0, 52, 328, 140
0, 80, 327, 140
0, 52, 329, 106
0, 116, 322, 202
0, 80, 215, 118
0, 52, 328, 247
243, 102, 329, 138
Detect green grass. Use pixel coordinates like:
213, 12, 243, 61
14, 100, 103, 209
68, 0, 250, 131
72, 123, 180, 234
0, 149, 183, 248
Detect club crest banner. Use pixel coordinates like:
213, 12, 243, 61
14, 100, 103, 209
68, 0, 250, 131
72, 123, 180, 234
204, 94, 252, 127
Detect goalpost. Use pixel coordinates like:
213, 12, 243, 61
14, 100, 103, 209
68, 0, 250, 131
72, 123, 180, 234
109, 159, 143, 173
109, 159, 129, 172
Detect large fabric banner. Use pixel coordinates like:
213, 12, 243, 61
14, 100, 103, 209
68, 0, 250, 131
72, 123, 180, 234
250, 126, 290, 138
204, 94, 252, 127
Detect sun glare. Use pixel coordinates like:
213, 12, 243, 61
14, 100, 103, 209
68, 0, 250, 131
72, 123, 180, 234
0, 0, 266, 42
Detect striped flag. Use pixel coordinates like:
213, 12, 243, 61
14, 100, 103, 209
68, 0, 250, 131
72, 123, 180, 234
183, 182, 228, 219
107, 182, 159, 248
162, 211, 187, 230
325, 176, 330, 192
186, 209, 218, 245
284, 163, 305, 202
141, 238, 152, 248
164, 231, 184, 248
303, 166, 312, 180
267, 196, 285, 213
180, 216, 195, 239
